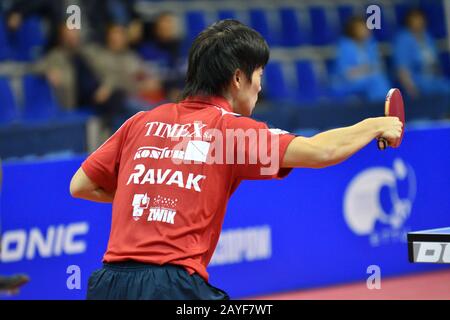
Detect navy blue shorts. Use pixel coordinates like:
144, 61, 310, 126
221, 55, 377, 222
86, 261, 229, 300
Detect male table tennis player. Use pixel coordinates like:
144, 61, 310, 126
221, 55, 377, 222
70, 20, 402, 300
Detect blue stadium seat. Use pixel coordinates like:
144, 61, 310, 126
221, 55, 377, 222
309, 7, 337, 45
13, 16, 46, 61
0, 77, 17, 123
22, 75, 59, 119
0, 16, 12, 61
185, 10, 207, 43
295, 60, 320, 103
279, 7, 308, 47
323, 58, 355, 101
249, 8, 277, 46
371, 7, 394, 42
440, 51, 450, 79
420, 0, 447, 39
262, 61, 292, 101
324, 58, 335, 78
217, 9, 237, 21
337, 5, 354, 30
394, 2, 411, 29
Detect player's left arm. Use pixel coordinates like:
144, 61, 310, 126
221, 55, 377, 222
282, 117, 402, 169
70, 167, 115, 203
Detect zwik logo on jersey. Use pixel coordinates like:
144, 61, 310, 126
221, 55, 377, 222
132, 194, 177, 225
132, 193, 150, 221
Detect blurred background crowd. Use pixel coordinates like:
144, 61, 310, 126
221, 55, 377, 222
0, 0, 449, 160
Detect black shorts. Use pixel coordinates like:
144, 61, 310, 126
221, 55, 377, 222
86, 261, 230, 300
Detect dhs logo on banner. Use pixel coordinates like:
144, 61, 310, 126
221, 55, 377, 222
343, 158, 416, 246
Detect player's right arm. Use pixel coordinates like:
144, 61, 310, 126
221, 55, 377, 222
69, 112, 143, 203
70, 167, 115, 203
282, 117, 402, 169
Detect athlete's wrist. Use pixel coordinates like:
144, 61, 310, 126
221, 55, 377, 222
364, 118, 384, 138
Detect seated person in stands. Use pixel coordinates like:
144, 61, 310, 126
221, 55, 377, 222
333, 17, 391, 102
393, 8, 450, 98
31, 25, 97, 110
90, 23, 164, 118
31, 25, 122, 132
137, 12, 186, 102
32, 23, 161, 133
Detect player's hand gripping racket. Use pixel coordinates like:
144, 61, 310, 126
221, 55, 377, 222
377, 88, 405, 150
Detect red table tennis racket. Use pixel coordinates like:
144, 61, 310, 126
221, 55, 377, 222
377, 88, 405, 150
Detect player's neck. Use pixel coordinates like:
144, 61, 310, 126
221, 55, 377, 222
221, 92, 238, 113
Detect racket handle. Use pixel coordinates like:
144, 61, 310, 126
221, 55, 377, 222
377, 137, 388, 150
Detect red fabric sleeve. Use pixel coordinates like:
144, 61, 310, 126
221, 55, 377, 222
81, 115, 137, 192
225, 116, 296, 180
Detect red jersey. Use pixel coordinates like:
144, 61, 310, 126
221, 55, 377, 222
82, 96, 296, 281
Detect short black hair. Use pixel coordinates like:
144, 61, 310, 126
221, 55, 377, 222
404, 8, 426, 27
343, 16, 366, 39
181, 19, 269, 99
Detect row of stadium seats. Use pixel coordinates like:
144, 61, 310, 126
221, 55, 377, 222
262, 50, 450, 103
180, 1, 447, 46
0, 16, 46, 61
0, 75, 59, 123
2, 48, 448, 123
0, 74, 95, 130
0, 1, 447, 61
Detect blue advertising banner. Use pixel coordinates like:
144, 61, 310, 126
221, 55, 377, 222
0, 158, 111, 299
1, 125, 450, 299
211, 125, 450, 297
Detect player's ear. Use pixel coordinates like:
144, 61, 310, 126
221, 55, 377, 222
232, 69, 243, 89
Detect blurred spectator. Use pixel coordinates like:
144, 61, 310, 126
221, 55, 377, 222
89, 24, 163, 120
138, 12, 186, 101
333, 17, 391, 102
2, 0, 140, 55
82, 0, 140, 43
4, 0, 64, 50
393, 9, 450, 98
107, 0, 139, 26
31, 25, 93, 109
31, 23, 161, 133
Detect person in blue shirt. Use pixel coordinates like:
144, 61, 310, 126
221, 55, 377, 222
333, 17, 391, 101
393, 9, 450, 98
